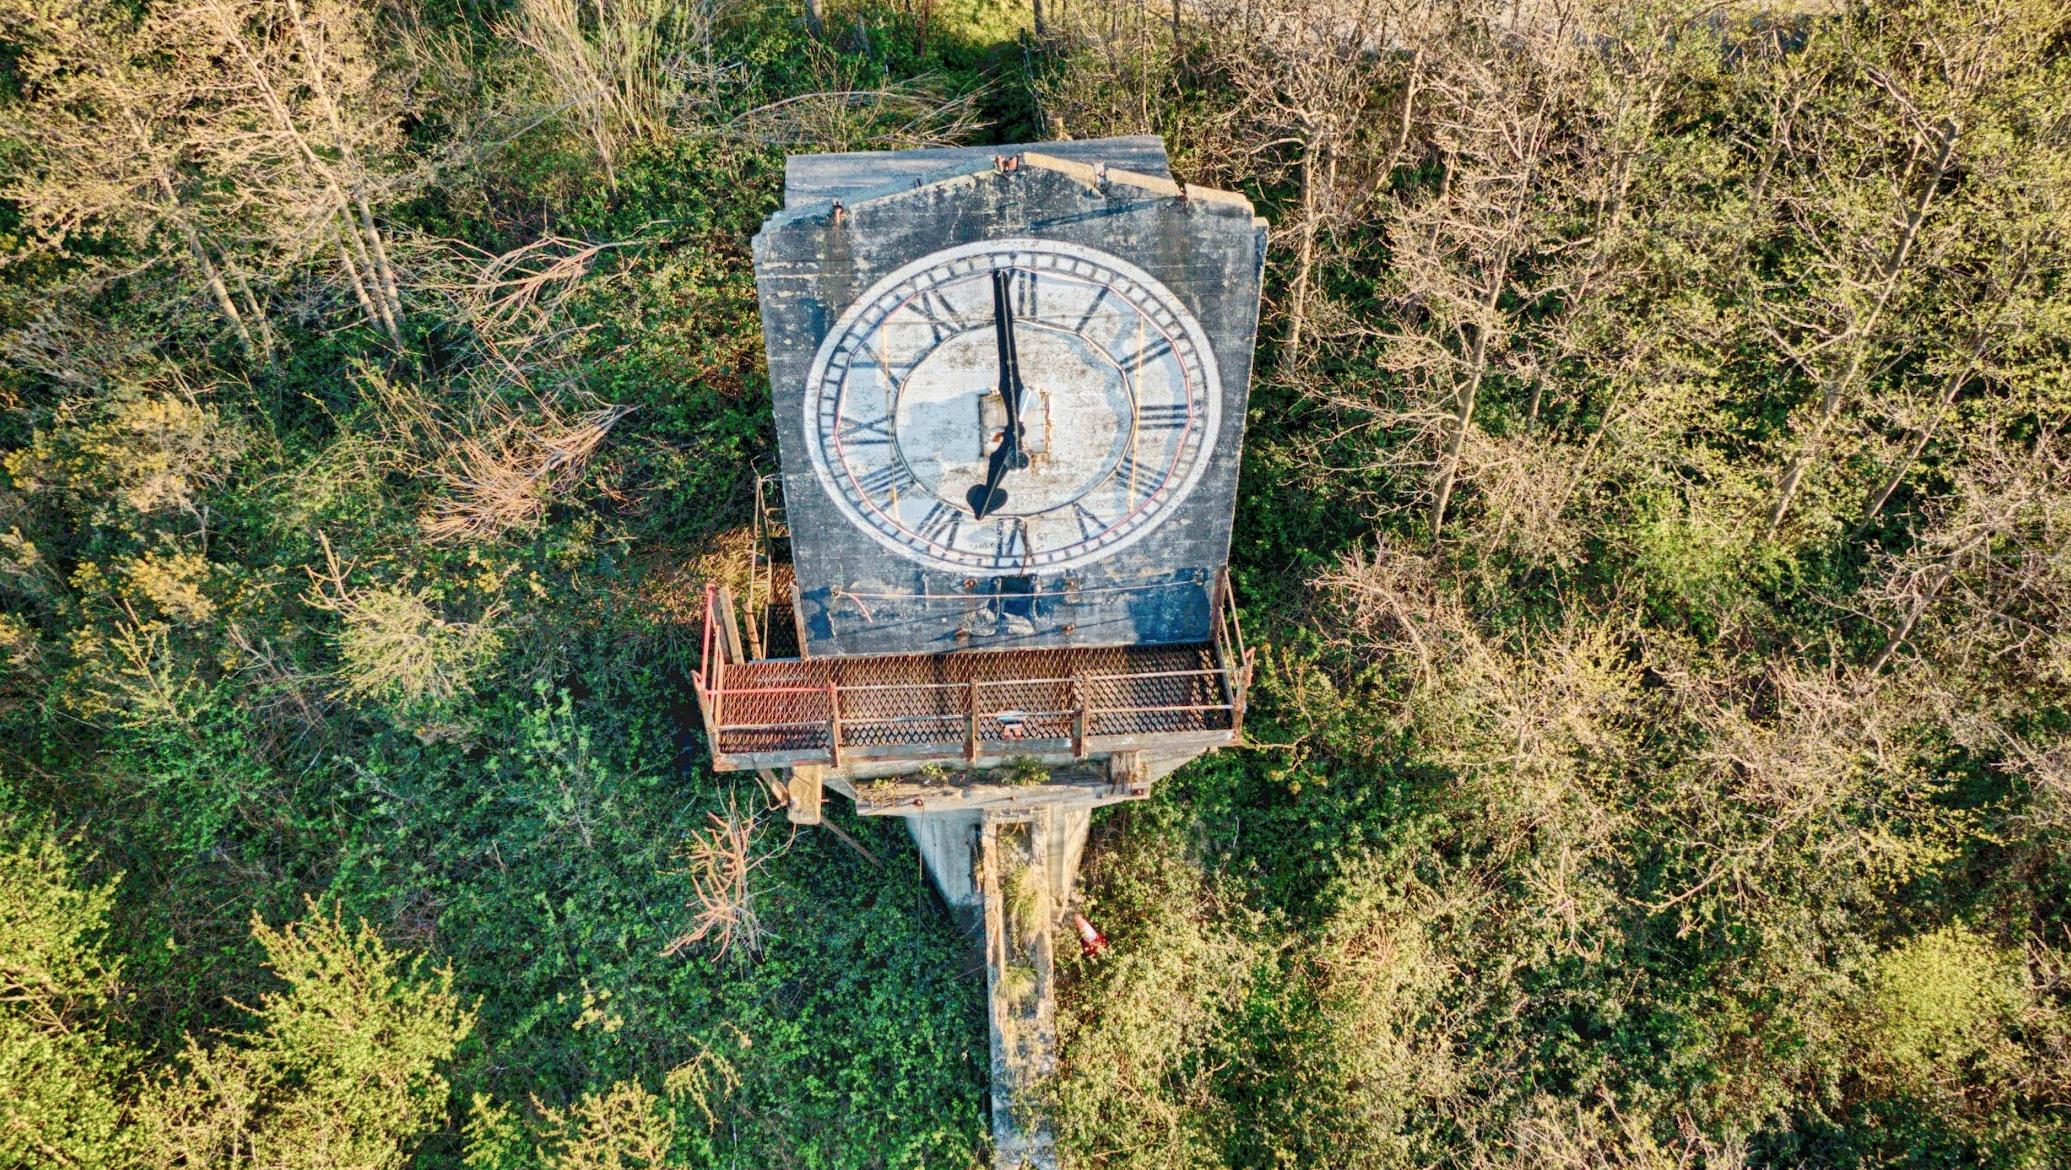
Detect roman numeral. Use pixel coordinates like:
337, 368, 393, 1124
993, 522, 1026, 565
855, 463, 916, 498
846, 340, 915, 385
1137, 402, 1192, 430
1114, 452, 1164, 495
1012, 268, 1038, 320
1118, 335, 1174, 370
914, 502, 962, 545
1072, 502, 1109, 542
906, 288, 965, 345
1071, 287, 1111, 334
838, 415, 893, 447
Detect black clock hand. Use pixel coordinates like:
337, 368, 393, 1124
970, 426, 1015, 518
996, 269, 1029, 463
969, 269, 1023, 518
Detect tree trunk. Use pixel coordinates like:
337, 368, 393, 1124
180, 224, 260, 362
1430, 250, 1510, 542
1851, 341, 1985, 541
209, 0, 409, 338
129, 111, 260, 363
284, 0, 407, 331
1429, 324, 1489, 541
341, 209, 401, 343
1868, 528, 1993, 673
230, 267, 278, 369
333, 228, 391, 341
1390, 50, 1422, 167
355, 192, 404, 325
1278, 133, 1321, 378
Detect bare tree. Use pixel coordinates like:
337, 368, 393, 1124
1375, 1, 1590, 541
1861, 427, 2068, 675
0, 0, 273, 360
180, 0, 421, 345
1750, 2, 2057, 540
1213, 0, 1428, 379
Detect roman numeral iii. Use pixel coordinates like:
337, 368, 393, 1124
1137, 402, 1192, 430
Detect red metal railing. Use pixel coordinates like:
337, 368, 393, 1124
693, 576, 1253, 770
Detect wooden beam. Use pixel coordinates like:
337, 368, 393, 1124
790, 580, 811, 659
966, 678, 981, 763
715, 585, 746, 664
824, 683, 844, 769
1070, 675, 1088, 759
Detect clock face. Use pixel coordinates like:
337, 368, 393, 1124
804, 239, 1221, 575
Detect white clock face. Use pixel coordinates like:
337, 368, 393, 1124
804, 239, 1221, 574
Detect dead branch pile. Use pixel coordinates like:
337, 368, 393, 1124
421, 400, 636, 543
664, 800, 767, 958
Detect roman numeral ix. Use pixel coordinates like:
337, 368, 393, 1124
838, 415, 893, 447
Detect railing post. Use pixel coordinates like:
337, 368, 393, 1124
1232, 647, 1255, 739
747, 481, 767, 659
1071, 674, 1088, 758
966, 678, 981, 763
744, 558, 765, 661
705, 587, 726, 738
826, 682, 844, 768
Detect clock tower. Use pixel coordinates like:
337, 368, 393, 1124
703, 137, 1261, 1170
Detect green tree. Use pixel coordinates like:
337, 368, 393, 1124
133, 902, 475, 1168
0, 816, 130, 1169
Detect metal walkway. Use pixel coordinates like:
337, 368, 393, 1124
694, 587, 1250, 772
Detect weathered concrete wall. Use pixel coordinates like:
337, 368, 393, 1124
784, 136, 1171, 207
754, 144, 1266, 658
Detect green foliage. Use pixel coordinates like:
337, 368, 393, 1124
3, 0, 2070, 1166
1050, 803, 1269, 1166
133, 902, 475, 1169
1000, 755, 1049, 786
0, 817, 129, 1170
0, 819, 476, 1170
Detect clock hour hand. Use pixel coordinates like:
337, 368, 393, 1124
969, 427, 1015, 518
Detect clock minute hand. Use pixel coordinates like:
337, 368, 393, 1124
995, 269, 1028, 456
969, 269, 1022, 519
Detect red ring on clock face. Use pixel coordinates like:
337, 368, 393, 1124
805, 239, 1221, 574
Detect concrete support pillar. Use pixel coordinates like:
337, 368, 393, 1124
906, 804, 1089, 1169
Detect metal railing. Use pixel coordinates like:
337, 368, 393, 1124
693, 573, 1254, 770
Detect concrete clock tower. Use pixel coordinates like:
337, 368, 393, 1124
701, 137, 1262, 1169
